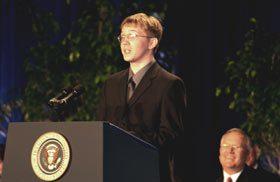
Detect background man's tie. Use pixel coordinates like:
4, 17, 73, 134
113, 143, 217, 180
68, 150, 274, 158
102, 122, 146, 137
226, 177, 233, 182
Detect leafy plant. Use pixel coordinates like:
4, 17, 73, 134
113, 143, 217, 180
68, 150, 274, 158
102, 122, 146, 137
216, 18, 280, 175
23, 0, 122, 121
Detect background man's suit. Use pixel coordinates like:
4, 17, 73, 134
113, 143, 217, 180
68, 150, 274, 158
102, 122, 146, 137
216, 165, 279, 182
97, 62, 187, 182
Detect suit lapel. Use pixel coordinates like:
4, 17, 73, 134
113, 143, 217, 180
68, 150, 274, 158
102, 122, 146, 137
127, 62, 159, 107
236, 166, 250, 182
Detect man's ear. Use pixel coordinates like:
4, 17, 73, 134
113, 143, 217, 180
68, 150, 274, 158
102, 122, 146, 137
148, 38, 158, 50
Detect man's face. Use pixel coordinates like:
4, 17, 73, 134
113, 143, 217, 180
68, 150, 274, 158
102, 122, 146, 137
119, 24, 154, 63
219, 132, 249, 174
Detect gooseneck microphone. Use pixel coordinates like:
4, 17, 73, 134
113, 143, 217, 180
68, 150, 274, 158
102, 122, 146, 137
48, 84, 84, 107
48, 84, 85, 122
59, 84, 84, 105
48, 86, 73, 106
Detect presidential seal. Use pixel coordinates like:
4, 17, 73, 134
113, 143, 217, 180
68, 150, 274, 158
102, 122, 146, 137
31, 132, 71, 181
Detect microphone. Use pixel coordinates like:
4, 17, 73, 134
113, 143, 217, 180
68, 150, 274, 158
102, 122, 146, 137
59, 84, 84, 105
48, 86, 73, 106
47, 84, 84, 122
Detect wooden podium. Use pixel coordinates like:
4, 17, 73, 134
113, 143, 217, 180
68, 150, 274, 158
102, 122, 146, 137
2, 121, 159, 182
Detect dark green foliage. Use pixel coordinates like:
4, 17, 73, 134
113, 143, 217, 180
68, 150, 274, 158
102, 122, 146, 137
216, 18, 280, 161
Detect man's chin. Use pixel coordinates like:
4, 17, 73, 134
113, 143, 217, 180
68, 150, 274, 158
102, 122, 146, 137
223, 162, 236, 168
123, 57, 134, 62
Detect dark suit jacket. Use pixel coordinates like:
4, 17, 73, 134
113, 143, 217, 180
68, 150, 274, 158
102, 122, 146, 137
97, 62, 186, 182
216, 165, 274, 182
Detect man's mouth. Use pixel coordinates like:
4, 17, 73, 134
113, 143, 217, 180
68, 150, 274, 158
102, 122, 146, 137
123, 49, 131, 54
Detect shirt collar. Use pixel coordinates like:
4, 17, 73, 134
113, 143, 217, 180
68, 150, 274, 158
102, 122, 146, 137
128, 61, 155, 86
223, 169, 243, 182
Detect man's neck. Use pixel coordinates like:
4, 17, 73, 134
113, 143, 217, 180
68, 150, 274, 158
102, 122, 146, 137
224, 166, 243, 175
130, 57, 155, 74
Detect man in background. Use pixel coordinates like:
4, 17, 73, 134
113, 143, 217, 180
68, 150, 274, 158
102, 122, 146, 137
217, 128, 263, 182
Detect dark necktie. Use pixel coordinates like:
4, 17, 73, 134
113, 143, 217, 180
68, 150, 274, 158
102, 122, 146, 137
127, 77, 136, 101
226, 177, 232, 182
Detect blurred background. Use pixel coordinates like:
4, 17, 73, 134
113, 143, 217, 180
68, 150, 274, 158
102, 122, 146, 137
1, 0, 279, 181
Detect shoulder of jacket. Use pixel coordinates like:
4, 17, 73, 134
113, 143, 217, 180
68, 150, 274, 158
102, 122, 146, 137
157, 66, 183, 82
107, 69, 127, 81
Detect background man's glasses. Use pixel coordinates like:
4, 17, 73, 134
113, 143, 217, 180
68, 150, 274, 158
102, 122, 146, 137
220, 144, 243, 151
117, 33, 154, 42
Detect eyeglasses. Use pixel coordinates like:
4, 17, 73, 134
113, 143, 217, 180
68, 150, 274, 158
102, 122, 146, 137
117, 32, 154, 42
220, 144, 243, 151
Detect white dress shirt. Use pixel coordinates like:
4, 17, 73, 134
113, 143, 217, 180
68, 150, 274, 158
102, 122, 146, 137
223, 170, 243, 182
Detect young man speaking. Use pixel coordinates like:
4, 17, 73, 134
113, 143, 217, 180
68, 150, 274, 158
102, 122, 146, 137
97, 13, 186, 182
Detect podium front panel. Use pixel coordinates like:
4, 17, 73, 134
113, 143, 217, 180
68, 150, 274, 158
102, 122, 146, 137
3, 121, 159, 182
